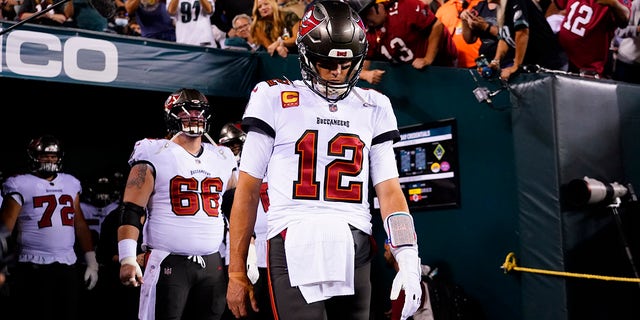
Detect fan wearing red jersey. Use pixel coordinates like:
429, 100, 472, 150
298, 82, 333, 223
358, 0, 458, 84
117, 88, 237, 320
555, 0, 630, 77
226, 1, 423, 320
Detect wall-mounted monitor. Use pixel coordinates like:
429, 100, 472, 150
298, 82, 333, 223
393, 118, 460, 210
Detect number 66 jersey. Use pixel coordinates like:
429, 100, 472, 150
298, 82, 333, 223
128, 138, 237, 256
241, 79, 401, 239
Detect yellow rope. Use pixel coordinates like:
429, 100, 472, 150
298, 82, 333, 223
501, 252, 640, 283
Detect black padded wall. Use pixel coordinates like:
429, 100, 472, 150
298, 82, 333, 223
511, 74, 640, 320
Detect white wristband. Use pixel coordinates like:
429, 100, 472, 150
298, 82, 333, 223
118, 239, 138, 263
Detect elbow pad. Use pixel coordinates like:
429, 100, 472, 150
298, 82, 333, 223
119, 202, 146, 230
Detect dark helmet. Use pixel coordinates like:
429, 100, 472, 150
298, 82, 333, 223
218, 122, 246, 146
90, 176, 116, 207
219, 122, 246, 162
27, 134, 64, 174
164, 88, 212, 137
297, 0, 368, 102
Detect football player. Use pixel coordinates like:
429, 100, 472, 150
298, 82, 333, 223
226, 1, 423, 320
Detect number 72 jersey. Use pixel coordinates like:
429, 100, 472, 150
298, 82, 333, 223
241, 79, 401, 236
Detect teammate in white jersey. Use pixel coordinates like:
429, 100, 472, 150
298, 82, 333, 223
0, 134, 99, 319
219, 122, 274, 320
167, 0, 217, 47
117, 88, 238, 320
226, 1, 423, 320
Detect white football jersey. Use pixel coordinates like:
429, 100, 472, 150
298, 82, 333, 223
129, 138, 237, 256
80, 200, 120, 236
241, 79, 400, 239
168, 0, 216, 47
2, 173, 82, 265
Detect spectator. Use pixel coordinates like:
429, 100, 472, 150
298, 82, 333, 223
554, 0, 631, 78
125, 0, 176, 41
167, 0, 216, 47
0, 134, 98, 320
487, 0, 567, 80
461, 0, 514, 67
358, 0, 458, 85
436, 0, 482, 68
278, 0, 305, 18
0, 0, 18, 21
117, 88, 237, 320
613, 0, 640, 83
555, 0, 630, 77
223, 13, 260, 51
68, 0, 109, 32
250, 0, 300, 57
18, 0, 74, 26
225, 2, 422, 320
210, 0, 253, 35
108, 5, 134, 34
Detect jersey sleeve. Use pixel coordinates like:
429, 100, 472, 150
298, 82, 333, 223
242, 81, 280, 138
128, 138, 153, 167
370, 90, 401, 145
410, 0, 438, 32
2, 177, 23, 205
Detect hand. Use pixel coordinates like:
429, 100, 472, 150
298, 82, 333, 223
267, 41, 279, 56
499, 65, 518, 81
227, 272, 258, 318
361, 69, 386, 84
84, 251, 99, 290
390, 250, 422, 320
246, 243, 259, 285
276, 45, 289, 58
411, 57, 431, 70
120, 256, 143, 287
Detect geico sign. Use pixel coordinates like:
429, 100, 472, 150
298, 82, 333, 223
1, 30, 118, 83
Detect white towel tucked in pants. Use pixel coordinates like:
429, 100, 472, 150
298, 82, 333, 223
285, 220, 355, 303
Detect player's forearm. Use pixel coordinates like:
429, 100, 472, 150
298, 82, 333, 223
375, 178, 410, 221
227, 173, 261, 273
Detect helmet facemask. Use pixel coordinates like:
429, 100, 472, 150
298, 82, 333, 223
27, 135, 64, 175
169, 103, 211, 137
164, 88, 212, 137
300, 50, 365, 102
297, 0, 368, 103
219, 123, 246, 164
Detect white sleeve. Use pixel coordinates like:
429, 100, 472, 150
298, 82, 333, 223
238, 131, 274, 180
369, 140, 399, 186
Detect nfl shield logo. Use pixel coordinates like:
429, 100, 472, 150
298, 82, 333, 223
329, 104, 338, 112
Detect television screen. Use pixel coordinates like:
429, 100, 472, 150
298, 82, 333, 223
393, 118, 460, 210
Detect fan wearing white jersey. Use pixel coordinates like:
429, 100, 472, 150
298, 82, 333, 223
226, 1, 423, 320
117, 88, 238, 320
167, 0, 217, 47
0, 134, 98, 320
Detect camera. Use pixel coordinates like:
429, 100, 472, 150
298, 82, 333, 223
565, 176, 629, 206
475, 55, 495, 79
